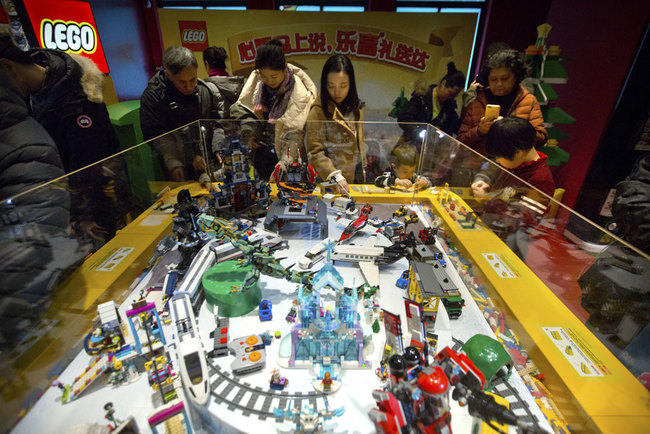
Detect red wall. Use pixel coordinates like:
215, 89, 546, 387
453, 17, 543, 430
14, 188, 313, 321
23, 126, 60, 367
544, 1, 649, 207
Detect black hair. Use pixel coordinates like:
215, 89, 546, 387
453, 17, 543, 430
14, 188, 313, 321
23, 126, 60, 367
255, 39, 286, 71
477, 49, 530, 87
390, 142, 419, 167
440, 62, 465, 89
202, 46, 227, 69
163, 46, 198, 75
485, 41, 511, 59
320, 54, 363, 119
0, 34, 35, 65
486, 117, 536, 160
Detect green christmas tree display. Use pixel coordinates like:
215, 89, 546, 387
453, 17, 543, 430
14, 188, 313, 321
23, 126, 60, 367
524, 23, 574, 167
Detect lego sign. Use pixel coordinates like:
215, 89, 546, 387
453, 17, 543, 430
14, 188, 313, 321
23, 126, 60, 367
178, 21, 208, 52
22, 0, 109, 73
41, 20, 97, 53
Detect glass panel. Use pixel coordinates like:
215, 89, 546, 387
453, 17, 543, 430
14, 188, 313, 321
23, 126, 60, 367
2, 118, 648, 433
419, 122, 650, 380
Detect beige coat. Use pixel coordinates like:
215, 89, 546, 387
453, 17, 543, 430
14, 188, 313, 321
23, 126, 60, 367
230, 63, 317, 164
305, 101, 367, 183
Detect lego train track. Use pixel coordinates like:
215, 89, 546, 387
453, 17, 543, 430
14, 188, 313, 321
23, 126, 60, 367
490, 376, 541, 426
207, 361, 330, 420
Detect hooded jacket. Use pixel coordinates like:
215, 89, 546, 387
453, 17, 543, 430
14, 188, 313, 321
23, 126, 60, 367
457, 85, 547, 155
398, 81, 461, 140
29, 49, 120, 172
229, 63, 317, 166
305, 100, 367, 184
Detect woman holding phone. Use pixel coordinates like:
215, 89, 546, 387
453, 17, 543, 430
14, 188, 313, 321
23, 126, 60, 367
457, 49, 547, 155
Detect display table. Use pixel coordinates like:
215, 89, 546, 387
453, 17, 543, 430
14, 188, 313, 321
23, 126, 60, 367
9, 184, 649, 433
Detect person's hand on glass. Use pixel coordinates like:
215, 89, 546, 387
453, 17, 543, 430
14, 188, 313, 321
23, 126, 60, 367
471, 180, 490, 197
201, 181, 217, 193
80, 221, 108, 242
395, 179, 413, 189
193, 155, 207, 171
414, 178, 429, 190
170, 167, 185, 182
247, 138, 262, 150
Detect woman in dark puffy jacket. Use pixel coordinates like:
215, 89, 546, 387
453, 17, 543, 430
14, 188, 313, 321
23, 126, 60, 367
398, 62, 465, 142
0, 70, 82, 349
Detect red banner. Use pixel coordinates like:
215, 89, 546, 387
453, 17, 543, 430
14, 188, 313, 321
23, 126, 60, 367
22, 0, 109, 73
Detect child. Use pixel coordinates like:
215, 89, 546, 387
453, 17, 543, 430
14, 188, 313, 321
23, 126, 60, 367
375, 143, 431, 189
471, 117, 555, 203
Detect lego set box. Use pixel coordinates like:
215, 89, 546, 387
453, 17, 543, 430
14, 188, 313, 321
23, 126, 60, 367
2, 119, 649, 434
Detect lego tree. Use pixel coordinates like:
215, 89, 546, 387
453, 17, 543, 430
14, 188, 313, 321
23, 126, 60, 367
524, 23, 574, 167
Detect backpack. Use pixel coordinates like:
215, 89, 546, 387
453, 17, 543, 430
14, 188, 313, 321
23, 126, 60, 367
612, 155, 650, 252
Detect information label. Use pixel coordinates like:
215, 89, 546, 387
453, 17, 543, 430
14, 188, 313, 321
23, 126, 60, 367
95, 247, 134, 272
542, 326, 610, 376
482, 253, 518, 278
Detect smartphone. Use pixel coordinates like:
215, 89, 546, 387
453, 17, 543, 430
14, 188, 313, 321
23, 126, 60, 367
485, 104, 501, 119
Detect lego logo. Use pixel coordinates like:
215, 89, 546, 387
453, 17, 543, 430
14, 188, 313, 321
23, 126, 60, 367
41, 20, 97, 54
183, 30, 206, 43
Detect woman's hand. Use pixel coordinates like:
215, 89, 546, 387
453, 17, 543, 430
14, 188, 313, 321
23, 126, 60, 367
337, 179, 350, 195
478, 116, 498, 137
395, 179, 413, 189
170, 167, 185, 182
414, 178, 429, 190
471, 180, 490, 197
468, 80, 482, 92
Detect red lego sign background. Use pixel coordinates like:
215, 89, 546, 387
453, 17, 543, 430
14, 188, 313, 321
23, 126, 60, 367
178, 20, 208, 52
22, 0, 109, 73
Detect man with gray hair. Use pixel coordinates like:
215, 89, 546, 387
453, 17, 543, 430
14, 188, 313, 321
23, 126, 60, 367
140, 45, 225, 186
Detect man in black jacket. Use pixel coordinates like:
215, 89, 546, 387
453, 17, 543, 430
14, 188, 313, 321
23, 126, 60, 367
140, 46, 224, 185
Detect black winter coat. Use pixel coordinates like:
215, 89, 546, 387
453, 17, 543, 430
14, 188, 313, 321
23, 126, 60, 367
0, 72, 82, 348
140, 71, 224, 176
140, 71, 224, 141
397, 84, 461, 141
29, 49, 120, 172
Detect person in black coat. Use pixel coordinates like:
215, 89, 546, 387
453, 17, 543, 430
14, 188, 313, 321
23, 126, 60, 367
0, 34, 132, 248
0, 69, 83, 349
140, 45, 225, 186
398, 62, 466, 142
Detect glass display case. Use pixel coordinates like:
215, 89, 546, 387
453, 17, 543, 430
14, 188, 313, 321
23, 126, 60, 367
1, 119, 648, 433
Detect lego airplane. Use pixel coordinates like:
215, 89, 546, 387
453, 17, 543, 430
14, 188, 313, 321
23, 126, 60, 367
338, 203, 373, 242
329, 235, 406, 287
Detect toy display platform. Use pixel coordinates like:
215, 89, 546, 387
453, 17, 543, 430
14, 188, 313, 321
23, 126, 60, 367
7, 183, 650, 434
12, 190, 552, 434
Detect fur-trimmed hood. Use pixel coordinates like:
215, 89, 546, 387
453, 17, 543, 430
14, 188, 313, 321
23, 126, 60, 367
69, 53, 104, 103
30, 49, 104, 120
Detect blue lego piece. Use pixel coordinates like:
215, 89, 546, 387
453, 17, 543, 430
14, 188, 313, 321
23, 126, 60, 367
261, 331, 273, 346
259, 299, 273, 321
396, 270, 410, 289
